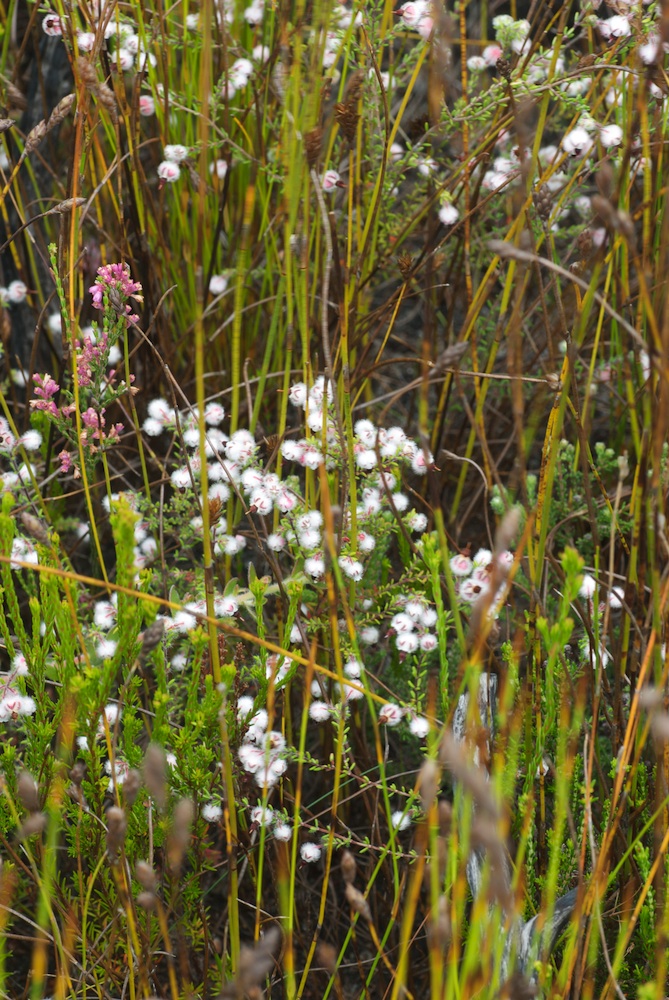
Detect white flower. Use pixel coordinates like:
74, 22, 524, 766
321, 169, 342, 192
357, 531, 376, 553
600, 124, 623, 148
458, 578, 489, 603
420, 607, 437, 628
277, 488, 300, 512
438, 203, 459, 226
139, 95, 155, 116
408, 715, 430, 738
360, 488, 381, 517
209, 274, 228, 296
274, 821, 292, 841
113, 48, 134, 71
11, 653, 28, 676
562, 127, 593, 158
267, 533, 286, 551
405, 600, 425, 621
105, 759, 130, 791
77, 30, 96, 51
171, 653, 188, 671
379, 703, 403, 726
143, 417, 165, 436
288, 382, 308, 407
299, 529, 321, 550
250, 488, 273, 515
249, 709, 268, 733
0, 692, 37, 722
239, 743, 266, 773
339, 556, 364, 581
391, 810, 412, 831
419, 633, 437, 652
46, 312, 62, 335
251, 804, 274, 827
355, 449, 377, 470
343, 682, 364, 702
42, 14, 64, 36
215, 596, 238, 616
482, 43, 503, 65
361, 626, 379, 644
19, 429, 42, 451
10, 537, 38, 569
450, 554, 473, 577
237, 695, 255, 720
391, 612, 415, 633
579, 574, 597, 599
244, 1, 264, 24
164, 144, 189, 163
225, 429, 256, 464
300, 842, 322, 863
202, 802, 223, 822
355, 419, 377, 446
411, 449, 433, 474
7, 280, 28, 304
157, 161, 181, 182
210, 159, 228, 180
170, 609, 198, 633
96, 638, 118, 659
608, 586, 625, 610
603, 15, 630, 38
640, 38, 659, 64
147, 398, 175, 427
305, 556, 326, 579
309, 701, 331, 722
396, 632, 419, 654
344, 658, 364, 679
223, 534, 247, 555
467, 56, 487, 71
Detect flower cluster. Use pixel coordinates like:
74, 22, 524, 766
389, 594, 439, 655
248, 802, 293, 841
0, 654, 35, 724
450, 548, 512, 611
237, 702, 288, 788
89, 262, 143, 324
396, 2, 433, 40
43, 8, 158, 75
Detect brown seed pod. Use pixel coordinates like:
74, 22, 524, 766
345, 883, 371, 922
135, 860, 157, 892
304, 127, 323, 168
396, 252, 414, 279
105, 806, 127, 858
143, 743, 167, 810
19, 512, 49, 545
340, 849, 357, 884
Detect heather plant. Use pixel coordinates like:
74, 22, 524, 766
0, 0, 668, 997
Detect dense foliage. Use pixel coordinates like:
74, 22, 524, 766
0, 0, 668, 996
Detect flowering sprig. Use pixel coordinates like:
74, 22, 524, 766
89, 262, 143, 325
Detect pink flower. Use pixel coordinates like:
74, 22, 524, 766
139, 95, 155, 116
300, 842, 322, 863
482, 44, 503, 65
450, 554, 473, 577
379, 702, 404, 726
157, 160, 181, 183
31, 373, 60, 417
89, 262, 143, 323
42, 14, 64, 36
322, 169, 343, 192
